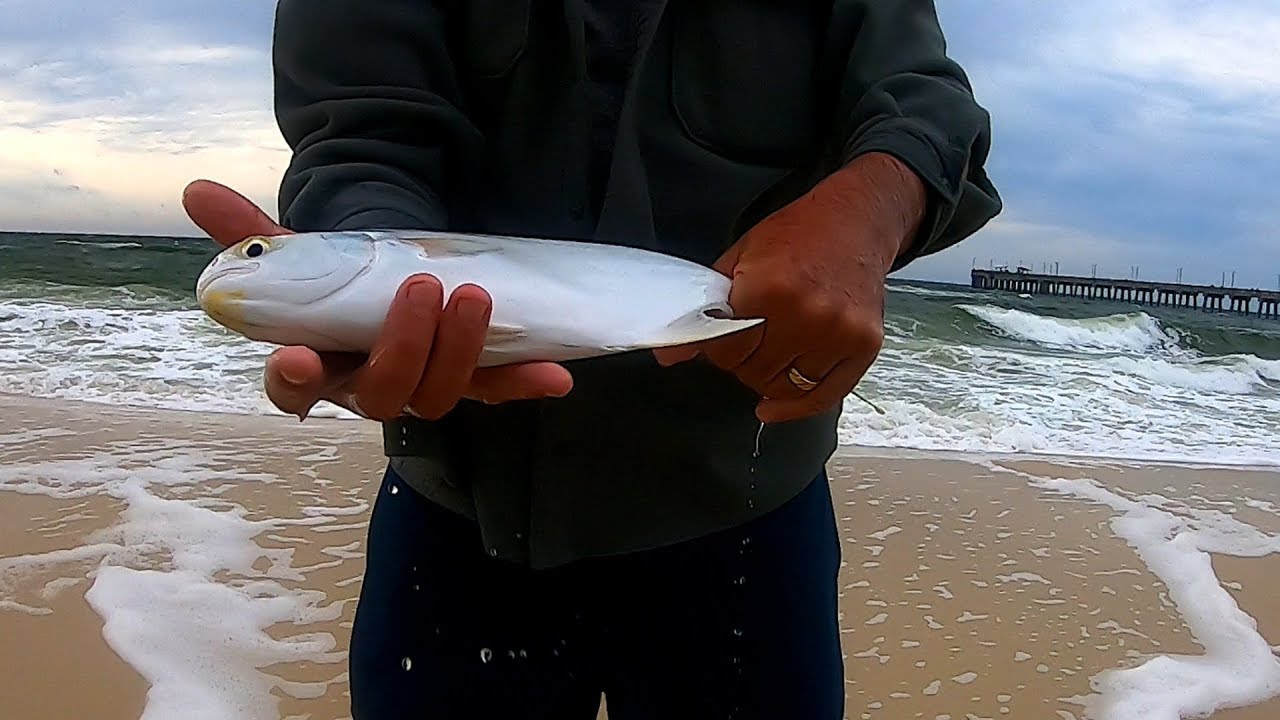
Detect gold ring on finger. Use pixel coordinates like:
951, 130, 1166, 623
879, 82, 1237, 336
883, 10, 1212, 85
787, 367, 820, 392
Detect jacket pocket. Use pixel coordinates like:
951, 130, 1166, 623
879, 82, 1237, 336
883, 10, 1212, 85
669, 1, 824, 167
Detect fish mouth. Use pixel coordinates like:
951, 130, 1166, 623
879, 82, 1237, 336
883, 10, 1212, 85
199, 288, 248, 331
196, 263, 255, 298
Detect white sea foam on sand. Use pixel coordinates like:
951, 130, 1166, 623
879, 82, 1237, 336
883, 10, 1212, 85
986, 461, 1280, 720
0, 434, 361, 719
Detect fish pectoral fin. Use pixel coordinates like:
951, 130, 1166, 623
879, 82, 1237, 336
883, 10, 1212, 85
640, 302, 764, 349
401, 233, 499, 258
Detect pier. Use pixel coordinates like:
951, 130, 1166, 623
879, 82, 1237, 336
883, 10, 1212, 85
971, 269, 1280, 318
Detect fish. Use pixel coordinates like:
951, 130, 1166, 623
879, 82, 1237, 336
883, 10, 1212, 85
194, 230, 763, 366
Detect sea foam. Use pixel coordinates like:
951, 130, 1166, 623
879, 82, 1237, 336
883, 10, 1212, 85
988, 462, 1280, 720
0, 437, 355, 720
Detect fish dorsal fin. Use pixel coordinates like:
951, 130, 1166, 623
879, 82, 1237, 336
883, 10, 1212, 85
400, 233, 498, 258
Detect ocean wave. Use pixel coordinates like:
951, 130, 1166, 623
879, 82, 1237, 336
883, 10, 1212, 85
0, 297, 267, 413
0, 278, 189, 309
845, 343, 1280, 467
55, 239, 144, 249
1103, 355, 1280, 395
887, 283, 978, 301
0, 297, 358, 420
958, 305, 1183, 354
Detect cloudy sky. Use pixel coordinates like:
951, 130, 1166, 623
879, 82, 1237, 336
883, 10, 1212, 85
1, 1, 1277, 288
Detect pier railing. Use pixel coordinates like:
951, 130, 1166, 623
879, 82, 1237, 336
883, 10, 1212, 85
970, 269, 1280, 318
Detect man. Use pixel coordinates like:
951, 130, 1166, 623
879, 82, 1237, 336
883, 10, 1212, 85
184, 1, 1000, 718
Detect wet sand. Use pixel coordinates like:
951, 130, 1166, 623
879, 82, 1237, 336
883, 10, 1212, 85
2, 394, 1279, 719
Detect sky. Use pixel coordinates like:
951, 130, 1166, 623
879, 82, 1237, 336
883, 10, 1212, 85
0, 1, 1277, 289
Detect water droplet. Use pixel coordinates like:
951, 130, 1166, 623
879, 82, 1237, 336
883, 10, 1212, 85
488, 547, 498, 557
480, 648, 493, 664
738, 575, 747, 585
412, 584, 420, 592
507, 650, 516, 660
518, 649, 528, 659
733, 627, 743, 637
401, 657, 413, 671
748, 483, 757, 492
389, 485, 400, 495
747, 499, 755, 509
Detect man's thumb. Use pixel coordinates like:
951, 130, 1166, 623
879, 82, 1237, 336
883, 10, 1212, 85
182, 179, 289, 248
712, 242, 742, 277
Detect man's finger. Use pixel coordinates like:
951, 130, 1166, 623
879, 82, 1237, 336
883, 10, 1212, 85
728, 318, 804, 393
700, 324, 764, 372
406, 284, 491, 419
182, 179, 289, 248
264, 347, 328, 420
758, 347, 844, 401
653, 344, 702, 367
756, 357, 868, 424
342, 276, 443, 421
469, 362, 574, 403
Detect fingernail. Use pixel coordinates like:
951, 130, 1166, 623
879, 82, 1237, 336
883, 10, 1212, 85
279, 366, 307, 386
458, 297, 488, 323
407, 278, 439, 304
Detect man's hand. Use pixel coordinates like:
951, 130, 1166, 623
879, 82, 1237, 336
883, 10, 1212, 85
182, 179, 573, 421
653, 152, 926, 424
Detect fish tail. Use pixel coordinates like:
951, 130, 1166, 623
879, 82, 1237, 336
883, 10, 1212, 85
643, 302, 763, 349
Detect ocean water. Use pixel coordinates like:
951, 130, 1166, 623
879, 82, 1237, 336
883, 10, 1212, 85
2, 231, 1278, 467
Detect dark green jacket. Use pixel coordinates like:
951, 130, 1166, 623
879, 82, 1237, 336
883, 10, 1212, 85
271, 0, 1001, 568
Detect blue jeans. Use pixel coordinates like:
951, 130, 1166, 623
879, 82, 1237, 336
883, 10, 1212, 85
349, 467, 844, 720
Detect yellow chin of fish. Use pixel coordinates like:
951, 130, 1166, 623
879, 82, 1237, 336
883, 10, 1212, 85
199, 289, 246, 332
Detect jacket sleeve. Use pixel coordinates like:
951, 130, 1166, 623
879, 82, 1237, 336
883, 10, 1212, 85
832, 0, 1002, 271
271, 0, 482, 232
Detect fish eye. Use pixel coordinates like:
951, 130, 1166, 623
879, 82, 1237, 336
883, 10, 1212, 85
242, 238, 270, 259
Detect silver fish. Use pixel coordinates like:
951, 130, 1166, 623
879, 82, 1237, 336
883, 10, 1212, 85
195, 230, 762, 365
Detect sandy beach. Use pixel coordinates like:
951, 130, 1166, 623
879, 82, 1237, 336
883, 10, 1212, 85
3, 393, 1279, 720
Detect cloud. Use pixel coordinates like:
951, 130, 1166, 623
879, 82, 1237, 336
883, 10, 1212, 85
0, 0, 1276, 292
901, 211, 1280, 290
901, 0, 1280, 289
0, 2, 286, 235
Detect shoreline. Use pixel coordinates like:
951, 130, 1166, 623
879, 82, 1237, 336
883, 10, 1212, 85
3, 393, 1280, 719
5, 390, 1279, 474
